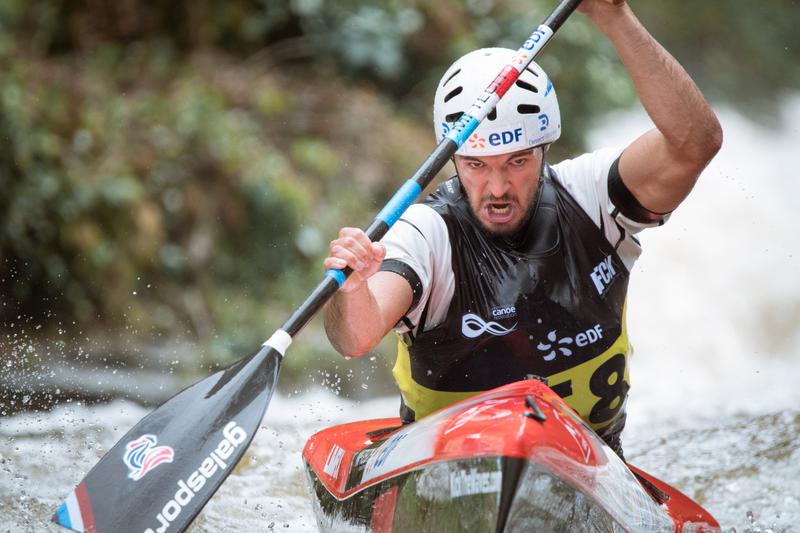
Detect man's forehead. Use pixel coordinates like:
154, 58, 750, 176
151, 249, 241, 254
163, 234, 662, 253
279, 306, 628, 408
458, 148, 538, 162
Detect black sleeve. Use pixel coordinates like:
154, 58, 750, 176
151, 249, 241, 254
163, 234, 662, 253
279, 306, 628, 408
607, 156, 670, 224
379, 259, 423, 312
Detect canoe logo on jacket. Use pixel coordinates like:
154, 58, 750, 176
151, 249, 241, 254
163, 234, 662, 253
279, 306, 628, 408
123, 435, 174, 481
461, 313, 517, 338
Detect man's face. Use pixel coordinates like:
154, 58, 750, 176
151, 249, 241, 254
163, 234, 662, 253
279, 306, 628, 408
454, 147, 544, 236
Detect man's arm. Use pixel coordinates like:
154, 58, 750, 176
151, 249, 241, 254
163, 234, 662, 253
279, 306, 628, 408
322, 227, 413, 357
581, 1, 723, 214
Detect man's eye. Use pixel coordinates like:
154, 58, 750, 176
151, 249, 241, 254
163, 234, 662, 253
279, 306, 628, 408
467, 161, 483, 169
510, 158, 528, 166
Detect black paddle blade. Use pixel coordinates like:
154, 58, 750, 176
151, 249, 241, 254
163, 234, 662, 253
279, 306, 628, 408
53, 344, 282, 533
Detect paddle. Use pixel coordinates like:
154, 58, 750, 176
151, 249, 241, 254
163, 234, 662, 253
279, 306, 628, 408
53, 1, 583, 531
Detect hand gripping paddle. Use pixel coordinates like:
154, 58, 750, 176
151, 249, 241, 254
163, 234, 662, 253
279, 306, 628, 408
53, 1, 583, 531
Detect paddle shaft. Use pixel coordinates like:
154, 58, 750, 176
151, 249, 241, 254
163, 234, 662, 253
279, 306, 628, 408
279, 0, 584, 341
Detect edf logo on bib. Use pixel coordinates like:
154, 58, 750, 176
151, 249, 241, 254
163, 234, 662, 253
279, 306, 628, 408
488, 128, 523, 147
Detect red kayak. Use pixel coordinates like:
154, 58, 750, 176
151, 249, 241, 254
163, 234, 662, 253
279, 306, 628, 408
303, 379, 719, 532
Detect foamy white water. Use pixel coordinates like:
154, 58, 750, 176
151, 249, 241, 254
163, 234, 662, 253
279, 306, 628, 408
2, 97, 800, 532
616, 96, 800, 424
602, 95, 800, 531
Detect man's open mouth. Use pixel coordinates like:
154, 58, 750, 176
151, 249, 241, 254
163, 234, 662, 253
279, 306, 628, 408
488, 203, 512, 215
483, 201, 516, 224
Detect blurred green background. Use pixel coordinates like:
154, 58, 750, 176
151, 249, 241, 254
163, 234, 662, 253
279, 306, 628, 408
1, 0, 798, 405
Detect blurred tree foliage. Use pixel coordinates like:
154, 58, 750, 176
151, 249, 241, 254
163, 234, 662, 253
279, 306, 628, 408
0, 0, 797, 385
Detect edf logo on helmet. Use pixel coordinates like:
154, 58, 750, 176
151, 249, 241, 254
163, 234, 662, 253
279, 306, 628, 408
469, 125, 557, 150
488, 128, 523, 146
467, 127, 525, 150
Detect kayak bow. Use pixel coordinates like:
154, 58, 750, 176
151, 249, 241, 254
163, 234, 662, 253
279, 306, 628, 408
302, 380, 719, 532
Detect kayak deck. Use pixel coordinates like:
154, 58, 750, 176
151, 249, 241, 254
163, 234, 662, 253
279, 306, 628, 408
302, 380, 719, 532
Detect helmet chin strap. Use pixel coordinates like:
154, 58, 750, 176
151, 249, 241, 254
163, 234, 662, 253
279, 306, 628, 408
451, 156, 466, 195
539, 144, 547, 178
515, 144, 548, 238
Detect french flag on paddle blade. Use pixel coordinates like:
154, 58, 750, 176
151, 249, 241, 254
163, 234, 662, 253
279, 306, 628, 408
53, 483, 96, 532
123, 434, 174, 480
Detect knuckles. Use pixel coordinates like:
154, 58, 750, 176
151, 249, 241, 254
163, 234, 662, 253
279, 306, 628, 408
340, 236, 358, 249
327, 228, 381, 270
330, 228, 371, 255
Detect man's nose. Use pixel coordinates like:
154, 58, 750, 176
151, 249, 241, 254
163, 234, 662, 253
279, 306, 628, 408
486, 169, 510, 198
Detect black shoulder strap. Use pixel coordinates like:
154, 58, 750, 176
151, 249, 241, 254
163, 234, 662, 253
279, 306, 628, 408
539, 163, 559, 207
416, 296, 431, 338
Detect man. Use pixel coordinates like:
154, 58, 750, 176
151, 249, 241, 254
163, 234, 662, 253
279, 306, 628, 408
322, 0, 722, 457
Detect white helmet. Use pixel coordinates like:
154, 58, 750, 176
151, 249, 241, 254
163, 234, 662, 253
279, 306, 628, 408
433, 48, 561, 156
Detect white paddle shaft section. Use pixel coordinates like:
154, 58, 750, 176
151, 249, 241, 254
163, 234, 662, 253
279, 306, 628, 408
264, 329, 292, 355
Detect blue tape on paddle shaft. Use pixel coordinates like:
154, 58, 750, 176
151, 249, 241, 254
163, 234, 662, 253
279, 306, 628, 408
325, 268, 346, 287
376, 179, 422, 227
446, 115, 480, 147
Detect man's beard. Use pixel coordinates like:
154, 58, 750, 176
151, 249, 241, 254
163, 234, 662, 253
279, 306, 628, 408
468, 186, 540, 238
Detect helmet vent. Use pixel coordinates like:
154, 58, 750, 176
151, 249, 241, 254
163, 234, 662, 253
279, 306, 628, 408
443, 86, 463, 103
442, 68, 461, 88
517, 104, 541, 115
445, 112, 464, 123
487, 108, 497, 121
524, 67, 540, 77
515, 80, 538, 93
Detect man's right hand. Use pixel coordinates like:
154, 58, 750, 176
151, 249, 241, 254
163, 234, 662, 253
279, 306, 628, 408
323, 228, 387, 293
323, 227, 412, 357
